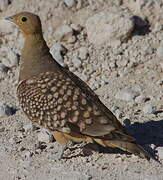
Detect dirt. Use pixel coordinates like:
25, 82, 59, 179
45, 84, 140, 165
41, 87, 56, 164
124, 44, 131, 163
0, 0, 163, 180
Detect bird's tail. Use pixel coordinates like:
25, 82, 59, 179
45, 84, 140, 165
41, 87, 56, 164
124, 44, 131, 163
93, 138, 160, 163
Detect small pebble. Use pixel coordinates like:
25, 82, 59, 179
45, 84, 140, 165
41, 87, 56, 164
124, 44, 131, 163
115, 88, 139, 101
78, 47, 88, 60
115, 109, 123, 118
70, 23, 82, 32
135, 95, 146, 103
54, 25, 73, 41
50, 42, 67, 66
72, 57, 82, 68
0, 126, 5, 132
157, 46, 163, 57
142, 104, 156, 114
160, 62, 163, 71
64, 0, 76, 8
157, 147, 163, 159
0, 63, 9, 73
24, 151, 32, 158
23, 123, 34, 132
37, 130, 53, 143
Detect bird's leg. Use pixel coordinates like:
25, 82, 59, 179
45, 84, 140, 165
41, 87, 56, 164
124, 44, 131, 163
52, 131, 71, 159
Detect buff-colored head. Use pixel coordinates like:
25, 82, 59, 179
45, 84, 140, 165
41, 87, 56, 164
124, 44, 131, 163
5, 12, 42, 36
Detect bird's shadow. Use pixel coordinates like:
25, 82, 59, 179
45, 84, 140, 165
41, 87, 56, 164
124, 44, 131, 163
125, 119, 163, 148
75, 119, 163, 158
59, 119, 163, 160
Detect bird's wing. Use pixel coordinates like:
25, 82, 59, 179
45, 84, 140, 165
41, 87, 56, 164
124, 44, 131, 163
17, 69, 132, 141
61, 66, 130, 137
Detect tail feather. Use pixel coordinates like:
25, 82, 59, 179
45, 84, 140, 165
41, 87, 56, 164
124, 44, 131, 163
94, 138, 161, 164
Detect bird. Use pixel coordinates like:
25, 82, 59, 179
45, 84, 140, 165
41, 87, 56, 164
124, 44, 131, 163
5, 11, 159, 162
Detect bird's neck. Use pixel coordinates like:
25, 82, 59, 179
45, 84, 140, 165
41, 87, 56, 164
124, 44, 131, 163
19, 33, 58, 82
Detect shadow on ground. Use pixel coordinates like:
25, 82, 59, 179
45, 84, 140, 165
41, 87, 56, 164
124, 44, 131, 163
126, 119, 163, 147
61, 119, 163, 159
80, 119, 163, 158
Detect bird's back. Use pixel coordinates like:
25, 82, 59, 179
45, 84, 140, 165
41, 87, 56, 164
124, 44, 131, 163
17, 66, 128, 139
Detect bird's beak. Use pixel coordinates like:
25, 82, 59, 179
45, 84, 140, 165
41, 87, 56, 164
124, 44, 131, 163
4, 16, 13, 22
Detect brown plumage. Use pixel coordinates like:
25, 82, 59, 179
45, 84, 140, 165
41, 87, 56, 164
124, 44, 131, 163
6, 12, 159, 161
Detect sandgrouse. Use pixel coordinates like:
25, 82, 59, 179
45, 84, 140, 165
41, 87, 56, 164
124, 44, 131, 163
6, 12, 157, 161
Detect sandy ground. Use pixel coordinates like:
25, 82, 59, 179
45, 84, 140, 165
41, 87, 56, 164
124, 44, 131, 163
0, 0, 163, 179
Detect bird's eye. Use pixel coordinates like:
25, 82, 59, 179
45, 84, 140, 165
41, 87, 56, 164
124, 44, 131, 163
21, 17, 27, 22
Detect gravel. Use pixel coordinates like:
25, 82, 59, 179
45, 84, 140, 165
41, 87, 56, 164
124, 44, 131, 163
0, 0, 163, 179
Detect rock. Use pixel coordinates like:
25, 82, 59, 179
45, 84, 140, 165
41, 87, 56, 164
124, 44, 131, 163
115, 109, 123, 118
0, 103, 16, 117
153, 22, 163, 32
157, 147, 163, 159
50, 42, 67, 66
64, 0, 76, 8
23, 123, 34, 132
67, 35, 76, 43
0, 126, 5, 132
135, 95, 146, 103
116, 59, 129, 67
54, 25, 73, 41
157, 46, 163, 57
0, 63, 9, 73
142, 104, 156, 114
72, 57, 82, 68
70, 23, 82, 32
159, 112, 163, 117
37, 130, 53, 143
78, 47, 88, 60
85, 11, 134, 46
115, 88, 139, 101
160, 62, 163, 71
24, 151, 32, 158
0, 0, 11, 11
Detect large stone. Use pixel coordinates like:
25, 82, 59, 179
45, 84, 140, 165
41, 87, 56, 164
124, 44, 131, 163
85, 11, 134, 46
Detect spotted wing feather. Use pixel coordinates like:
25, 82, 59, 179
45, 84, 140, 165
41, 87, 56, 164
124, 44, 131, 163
17, 70, 128, 140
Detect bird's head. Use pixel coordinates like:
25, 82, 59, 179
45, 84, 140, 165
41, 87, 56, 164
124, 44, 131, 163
5, 12, 42, 36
